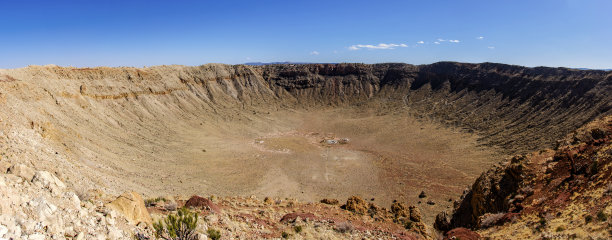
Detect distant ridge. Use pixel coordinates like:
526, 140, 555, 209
572, 67, 612, 71
244, 61, 335, 66
244, 61, 312, 66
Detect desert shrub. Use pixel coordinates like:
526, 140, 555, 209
403, 220, 413, 229
165, 202, 178, 211
334, 222, 353, 233
153, 208, 198, 240
320, 198, 339, 205
207, 228, 221, 240
596, 211, 607, 222
556, 226, 565, 232
281, 231, 290, 239
589, 161, 599, 175
539, 217, 547, 226
585, 215, 593, 223
145, 197, 167, 207
294, 225, 303, 233
535, 217, 547, 232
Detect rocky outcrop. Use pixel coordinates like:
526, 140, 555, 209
436, 155, 528, 230
436, 115, 612, 238
32, 170, 66, 194
184, 195, 222, 214
107, 191, 152, 225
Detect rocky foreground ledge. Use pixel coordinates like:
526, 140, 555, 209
0, 163, 431, 240
435, 115, 612, 239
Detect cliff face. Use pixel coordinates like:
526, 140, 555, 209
256, 62, 611, 153
3, 63, 609, 150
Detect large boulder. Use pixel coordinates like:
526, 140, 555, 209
107, 192, 152, 225
434, 211, 452, 231
7, 164, 35, 181
32, 171, 66, 194
184, 195, 221, 213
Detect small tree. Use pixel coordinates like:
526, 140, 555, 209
153, 208, 199, 240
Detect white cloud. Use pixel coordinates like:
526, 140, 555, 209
437, 38, 446, 42
488, 46, 495, 49
417, 41, 425, 44
449, 40, 460, 43
348, 43, 408, 50
477, 36, 484, 40
310, 51, 320, 55
434, 41, 440, 44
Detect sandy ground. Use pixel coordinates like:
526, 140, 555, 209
48, 104, 499, 224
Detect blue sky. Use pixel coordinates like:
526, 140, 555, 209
1, 0, 610, 69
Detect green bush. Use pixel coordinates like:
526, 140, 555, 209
294, 225, 303, 233
281, 231, 290, 239
585, 215, 593, 223
556, 226, 565, 232
207, 228, 221, 240
153, 208, 198, 240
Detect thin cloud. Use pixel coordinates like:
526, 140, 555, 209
417, 41, 425, 44
310, 51, 320, 55
449, 40, 460, 43
348, 43, 408, 50
437, 38, 446, 42
477, 36, 484, 40
434, 42, 440, 44
488, 46, 495, 49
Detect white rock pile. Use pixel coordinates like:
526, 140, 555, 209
0, 164, 140, 240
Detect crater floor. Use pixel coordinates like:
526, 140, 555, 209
74, 104, 501, 224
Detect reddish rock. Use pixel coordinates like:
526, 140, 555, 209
184, 195, 221, 213
444, 228, 481, 240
